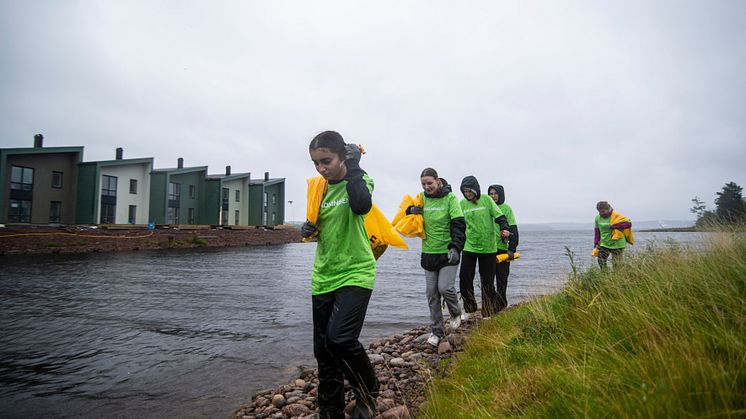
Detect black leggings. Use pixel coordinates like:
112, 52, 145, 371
312, 286, 378, 417
459, 251, 498, 317
495, 250, 512, 310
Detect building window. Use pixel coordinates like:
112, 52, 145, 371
235, 190, 240, 202
167, 207, 180, 224
221, 209, 228, 226
235, 210, 240, 225
129, 179, 138, 194
51, 171, 63, 189
128, 205, 137, 224
10, 166, 34, 191
263, 192, 268, 207
272, 194, 277, 205
168, 182, 181, 200
101, 203, 116, 224
188, 208, 195, 224
9, 199, 32, 223
49, 201, 62, 223
102, 175, 117, 196
222, 188, 229, 209
189, 185, 196, 198
272, 212, 276, 224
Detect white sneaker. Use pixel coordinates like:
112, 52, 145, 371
460, 312, 470, 322
427, 333, 440, 346
450, 315, 461, 330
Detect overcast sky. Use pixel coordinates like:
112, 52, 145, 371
1, 1, 744, 224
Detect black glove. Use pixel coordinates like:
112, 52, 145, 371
301, 221, 318, 238
447, 248, 460, 264
406, 205, 423, 215
344, 143, 362, 162
507, 250, 515, 260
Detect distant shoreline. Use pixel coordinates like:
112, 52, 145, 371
637, 226, 698, 232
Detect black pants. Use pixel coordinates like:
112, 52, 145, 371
598, 246, 624, 270
495, 250, 511, 311
313, 286, 378, 418
459, 251, 498, 317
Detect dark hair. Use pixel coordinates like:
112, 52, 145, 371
420, 168, 439, 179
309, 131, 346, 159
596, 201, 611, 210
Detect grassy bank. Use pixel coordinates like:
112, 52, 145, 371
422, 233, 746, 418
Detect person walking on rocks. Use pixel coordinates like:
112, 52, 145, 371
458, 176, 511, 318
301, 131, 379, 419
593, 200, 633, 270
488, 184, 519, 311
406, 168, 466, 347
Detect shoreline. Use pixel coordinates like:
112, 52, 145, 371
0, 225, 301, 256
231, 310, 498, 419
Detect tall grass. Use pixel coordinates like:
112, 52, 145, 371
422, 233, 746, 418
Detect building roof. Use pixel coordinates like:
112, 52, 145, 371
152, 166, 208, 175
249, 177, 285, 186
1, 146, 84, 156
79, 157, 154, 167
206, 172, 252, 181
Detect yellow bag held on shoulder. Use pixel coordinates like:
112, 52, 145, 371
304, 176, 407, 259
496, 252, 521, 263
392, 194, 425, 239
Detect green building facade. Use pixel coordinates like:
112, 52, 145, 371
249, 174, 285, 226
149, 161, 207, 225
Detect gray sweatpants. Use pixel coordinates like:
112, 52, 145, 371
425, 265, 462, 338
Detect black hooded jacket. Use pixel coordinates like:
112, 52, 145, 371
488, 184, 519, 252
460, 176, 510, 232
416, 178, 466, 271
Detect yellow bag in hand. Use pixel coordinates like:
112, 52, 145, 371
366, 204, 409, 259
393, 194, 425, 239
303, 176, 327, 242
496, 252, 521, 263
591, 247, 599, 257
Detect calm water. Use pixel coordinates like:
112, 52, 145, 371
0, 230, 708, 418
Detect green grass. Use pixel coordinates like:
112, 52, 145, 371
422, 233, 746, 418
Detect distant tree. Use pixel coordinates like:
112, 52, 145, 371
690, 196, 708, 218
715, 182, 746, 223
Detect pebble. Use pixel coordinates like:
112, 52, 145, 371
270, 394, 285, 408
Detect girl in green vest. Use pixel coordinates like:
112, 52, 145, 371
488, 184, 519, 311
301, 131, 378, 419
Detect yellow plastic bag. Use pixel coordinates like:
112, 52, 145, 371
496, 252, 521, 263
304, 176, 408, 259
610, 211, 635, 245
591, 247, 599, 257
392, 194, 425, 239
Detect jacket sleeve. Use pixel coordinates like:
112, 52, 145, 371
494, 215, 510, 231
344, 159, 372, 215
594, 227, 600, 247
448, 216, 466, 252
610, 221, 632, 230
508, 224, 519, 252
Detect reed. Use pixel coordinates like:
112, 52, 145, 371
422, 232, 746, 418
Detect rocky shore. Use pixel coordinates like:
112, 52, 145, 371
232, 313, 487, 419
0, 225, 301, 256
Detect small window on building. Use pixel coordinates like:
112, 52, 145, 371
49, 201, 62, 223
272, 212, 276, 224
189, 185, 196, 198
235, 210, 240, 226
51, 171, 63, 188
263, 192, 268, 207
128, 205, 137, 224
188, 208, 195, 225
102, 175, 117, 196
9, 199, 32, 223
129, 179, 138, 194
235, 190, 240, 202
272, 194, 276, 205
11, 166, 34, 191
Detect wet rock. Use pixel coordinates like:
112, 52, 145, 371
270, 394, 285, 408
382, 405, 411, 418
294, 378, 306, 388
368, 353, 385, 365
437, 340, 452, 354
377, 398, 397, 412
381, 389, 397, 399
282, 403, 311, 417
389, 357, 406, 367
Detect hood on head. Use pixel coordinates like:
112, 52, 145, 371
488, 184, 505, 205
460, 176, 481, 200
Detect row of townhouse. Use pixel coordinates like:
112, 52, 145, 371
0, 135, 285, 227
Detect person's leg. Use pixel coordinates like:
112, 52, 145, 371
477, 253, 498, 317
459, 251, 479, 313
425, 269, 446, 338
598, 247, 610, 270
611, 248, 624, 270
324, 286, 379, 418
495, 251, 511, 311
312, 292, 345, 419
438, 264, 462, 318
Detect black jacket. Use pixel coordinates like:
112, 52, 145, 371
488, 184, 519, 252
328, 158, 371, 215
419, 178, 466, 271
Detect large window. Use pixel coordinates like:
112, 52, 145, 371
168, 182, 181, 201
129, 179, 137, 194
128, 205, 137, 224
235, 190, 240, 202
101, 203, 116, 224
49, 201, 62, 223
10, 166, 34, 191
8, 199, 32, 223
102, 175, 117, 196
167, 206, 180, 224
52, 171, 63, 189
235, 210, 240, 225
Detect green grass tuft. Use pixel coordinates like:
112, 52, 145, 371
422, 232, 746, 418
